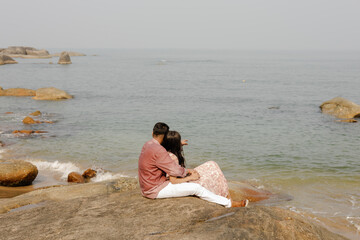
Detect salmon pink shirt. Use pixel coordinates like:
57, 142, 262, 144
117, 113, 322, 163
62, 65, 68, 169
138, 138, 187, 199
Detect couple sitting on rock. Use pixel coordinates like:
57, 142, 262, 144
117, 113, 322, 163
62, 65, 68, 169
138, 122, 249, 208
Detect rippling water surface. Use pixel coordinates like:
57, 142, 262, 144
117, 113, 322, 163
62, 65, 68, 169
1, 49, 360, 238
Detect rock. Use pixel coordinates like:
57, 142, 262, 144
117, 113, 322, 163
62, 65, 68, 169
30, 111, 42, 116
0, 87, 35, 96
52, 51, 86, 57
33, 87, 73, 100
12, 130, 34, 135
25, 49, 50, 56
0, 160, 38, 186
2, 46, 27, 55
12, 130, 48, 135
67, 172, 85, 183
58, 51, 72, 64
5, 112, 14, 114
335, 119, 358, 123
0, 178, 347, 239
0, 141, 4, 147
320, 97, 360, 119
68, 169, 97, 183
23, 116, 40, 124
0, 54, 18, 65
82, 169, 97, 179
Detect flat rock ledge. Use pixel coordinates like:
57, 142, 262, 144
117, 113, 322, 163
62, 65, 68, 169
0, 160, 38, 187
33, 87, 73, 100
0, 86, 72, 100
0, 178, 346, 240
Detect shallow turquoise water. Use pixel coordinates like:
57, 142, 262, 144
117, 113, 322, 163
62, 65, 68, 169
1, 49, 360, 237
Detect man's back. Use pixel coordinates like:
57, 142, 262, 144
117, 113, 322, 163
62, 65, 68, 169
138, 138, 187, 199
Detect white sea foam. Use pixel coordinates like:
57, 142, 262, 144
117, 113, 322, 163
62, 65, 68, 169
27, 160, 130, 182
29, 160, 81, 180
90, 166, 129, 182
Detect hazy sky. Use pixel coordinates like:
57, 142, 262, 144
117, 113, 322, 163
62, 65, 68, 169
2, 0, 360, 50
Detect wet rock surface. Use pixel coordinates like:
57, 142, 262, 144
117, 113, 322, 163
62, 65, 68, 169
0, 178, 347, 240
0, 160, 38, 187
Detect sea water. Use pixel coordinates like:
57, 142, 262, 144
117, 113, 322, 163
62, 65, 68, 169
1, 49, 359, 238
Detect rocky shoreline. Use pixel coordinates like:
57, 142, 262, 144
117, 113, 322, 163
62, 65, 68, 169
0, 178, 348, 240
0, 46, 86, 65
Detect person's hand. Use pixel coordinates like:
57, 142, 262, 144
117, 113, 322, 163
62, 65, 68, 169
187, 168, 195, 175
188, 170, 200, 181
181, 139, 188, 146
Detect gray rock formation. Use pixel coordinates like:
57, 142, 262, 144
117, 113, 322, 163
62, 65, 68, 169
25, 49, 50, 56
320, 97, 360, 119
0, 160, 38, 187
33, 87, 73, 100
57, 51, 72, 64
2, 46, 27, 55
0, 55, 18, 65
0, 178, 346, 240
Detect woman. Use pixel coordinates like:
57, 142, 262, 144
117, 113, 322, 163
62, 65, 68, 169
162, 131, 232, 199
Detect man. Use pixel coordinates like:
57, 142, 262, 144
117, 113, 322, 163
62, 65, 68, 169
138, 122, 248, 207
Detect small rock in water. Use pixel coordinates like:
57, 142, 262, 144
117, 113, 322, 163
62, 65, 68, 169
82, 169, 97, 179
30, 111, 42, 116
23, 116, 41, 124
58, 51, 72, 64
68, 172, 85, 183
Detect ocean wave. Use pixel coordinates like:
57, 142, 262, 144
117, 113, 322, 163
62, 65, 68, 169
29, 160, 81, 180
28, 159, 130, 182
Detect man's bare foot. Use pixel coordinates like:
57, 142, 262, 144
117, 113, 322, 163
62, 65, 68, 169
231, 199, 249, 207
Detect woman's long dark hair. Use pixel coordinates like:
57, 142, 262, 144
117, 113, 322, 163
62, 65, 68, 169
162, 131, 186, 167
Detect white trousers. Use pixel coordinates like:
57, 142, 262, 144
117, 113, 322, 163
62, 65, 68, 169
157, 182, 232, 208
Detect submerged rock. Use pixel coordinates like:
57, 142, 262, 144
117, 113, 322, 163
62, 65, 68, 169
0, 160, 38, 186
57, 51, 72, 64
0, 55, 18, 65
33, 87, 73, 100
0, 86, 35, 96
320, 97, 360, 119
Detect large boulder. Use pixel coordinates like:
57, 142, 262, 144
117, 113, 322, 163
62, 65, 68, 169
33, 87, 73, 100
58, 51, 72, 64
0, 86, 35, 96
0, 55, 18, 65
25, 49, 50, 56
320, 97, 360, 119
0, 160, 38, 186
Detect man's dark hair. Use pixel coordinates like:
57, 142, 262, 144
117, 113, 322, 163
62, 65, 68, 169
153, 122, 169, 136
